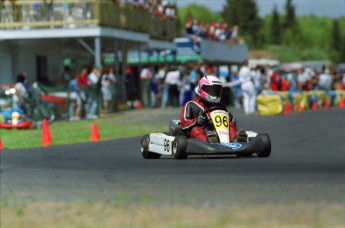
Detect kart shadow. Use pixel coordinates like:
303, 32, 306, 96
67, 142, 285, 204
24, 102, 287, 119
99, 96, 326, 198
160, 155, 257, 160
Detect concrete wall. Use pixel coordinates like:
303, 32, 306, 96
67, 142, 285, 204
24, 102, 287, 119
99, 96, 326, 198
201, 40, 248, 64
0, 41, 13, 84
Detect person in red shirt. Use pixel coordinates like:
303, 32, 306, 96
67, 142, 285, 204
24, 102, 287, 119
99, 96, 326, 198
77, 67, 89, 90
180, 75, 240, 142
270, 69, 279, 91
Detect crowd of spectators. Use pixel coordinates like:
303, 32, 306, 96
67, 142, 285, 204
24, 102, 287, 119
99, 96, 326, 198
0, 0, 176, 25
5, 61, 345, 123
184, 17, 242, 44
132, 62, 345, 115
117, 0, 177, 20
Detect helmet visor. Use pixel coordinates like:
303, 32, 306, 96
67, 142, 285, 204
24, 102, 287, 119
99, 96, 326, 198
202, 84, 222, 97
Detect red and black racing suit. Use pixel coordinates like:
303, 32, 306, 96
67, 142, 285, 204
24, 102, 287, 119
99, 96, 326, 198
180, 98, 237, 142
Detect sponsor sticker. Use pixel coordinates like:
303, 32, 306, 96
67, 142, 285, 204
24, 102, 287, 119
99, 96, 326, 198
219, 143, 242, 149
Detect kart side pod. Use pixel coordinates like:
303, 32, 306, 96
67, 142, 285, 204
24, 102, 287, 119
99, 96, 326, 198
140, 133, 188, 159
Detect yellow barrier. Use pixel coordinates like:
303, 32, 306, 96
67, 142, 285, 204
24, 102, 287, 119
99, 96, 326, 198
256, 90, 345, 115
256, 94, 283, 115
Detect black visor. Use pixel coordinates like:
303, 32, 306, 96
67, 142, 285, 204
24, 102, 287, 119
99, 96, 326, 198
202, 84, 222, 97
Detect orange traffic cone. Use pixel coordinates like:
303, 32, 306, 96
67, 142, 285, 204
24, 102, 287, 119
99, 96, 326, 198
0, 138, 4, 150
283, 103, 291, 115
90, 123, 100, 142
42, 119, 52, 147
339, 96, 345, 108
297, 101, 303, 112
287, 102, 293, 113
323, 99, 329, 109
311, 100, 318, 111
136, 100, 142, 111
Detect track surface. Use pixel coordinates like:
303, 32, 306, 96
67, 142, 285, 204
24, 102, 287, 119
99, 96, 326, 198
1, 108, 345, 205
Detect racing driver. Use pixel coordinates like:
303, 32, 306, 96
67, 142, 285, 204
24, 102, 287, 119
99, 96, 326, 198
180, 75, 246, 142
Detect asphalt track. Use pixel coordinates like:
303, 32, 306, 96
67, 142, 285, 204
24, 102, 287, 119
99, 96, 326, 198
1, 108, 345, 205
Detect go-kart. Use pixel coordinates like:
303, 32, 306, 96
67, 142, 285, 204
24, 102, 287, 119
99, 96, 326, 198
0, 108, 32, 129
140, 107, 271, 159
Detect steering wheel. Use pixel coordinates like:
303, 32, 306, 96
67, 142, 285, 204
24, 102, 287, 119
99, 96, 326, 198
201, 106, 228, 117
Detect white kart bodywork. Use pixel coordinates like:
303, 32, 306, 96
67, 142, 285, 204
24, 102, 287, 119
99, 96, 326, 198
146, 130, 258, 156
148, 133, 176, 156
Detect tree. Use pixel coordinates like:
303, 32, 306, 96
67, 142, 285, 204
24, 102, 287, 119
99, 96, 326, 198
221, 0, 262, 47
340, 35, 345, 62
270, 5, 281, 44
281, 0, 300, 46
331, 19, 341, 51
284, 0, 297, 30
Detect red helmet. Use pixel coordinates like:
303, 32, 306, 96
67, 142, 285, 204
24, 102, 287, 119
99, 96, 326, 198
198, 75, 222, 104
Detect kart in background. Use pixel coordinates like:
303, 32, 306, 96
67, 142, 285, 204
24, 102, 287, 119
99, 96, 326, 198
140, 106, 271, 159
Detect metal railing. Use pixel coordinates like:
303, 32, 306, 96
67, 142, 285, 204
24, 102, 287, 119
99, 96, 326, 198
0, 0, 176, 40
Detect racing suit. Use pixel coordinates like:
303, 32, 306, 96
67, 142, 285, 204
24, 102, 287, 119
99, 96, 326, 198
180, 98, 237, 142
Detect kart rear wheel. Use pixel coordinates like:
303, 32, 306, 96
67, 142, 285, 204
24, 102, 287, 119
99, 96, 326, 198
141, 134, 161, 159
172, 136, 188, 159
257, 133, 271, 157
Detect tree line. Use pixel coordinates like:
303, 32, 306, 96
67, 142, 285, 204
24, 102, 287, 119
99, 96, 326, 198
177, 0, 345, 64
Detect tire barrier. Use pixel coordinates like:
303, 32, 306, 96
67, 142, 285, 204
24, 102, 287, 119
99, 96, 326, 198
256, 90, 345, 115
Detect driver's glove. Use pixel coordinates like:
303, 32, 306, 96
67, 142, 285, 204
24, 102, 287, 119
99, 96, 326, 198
197, 115, 206, 125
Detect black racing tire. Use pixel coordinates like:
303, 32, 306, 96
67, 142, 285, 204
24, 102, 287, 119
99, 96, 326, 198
172, 136, 188, 159
141, 134, 161, 159
257, 133, 271, 157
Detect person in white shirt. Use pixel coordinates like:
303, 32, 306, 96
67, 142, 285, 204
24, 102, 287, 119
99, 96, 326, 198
318, 69, 332, 90
140, 65, 152, 107
165, 66, 181, 107
101, 66, 117, 114
86, 66, 101, 119
225, 60, 256, 114
238, 60, 256, 114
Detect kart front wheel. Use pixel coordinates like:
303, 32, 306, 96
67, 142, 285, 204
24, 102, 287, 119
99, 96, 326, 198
257, 133, 271, 157
141, 135, 161, 159
172, 136, 188, 159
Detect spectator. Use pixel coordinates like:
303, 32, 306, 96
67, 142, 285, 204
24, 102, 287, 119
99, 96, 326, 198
77, 67, 89, 90
279, 71, 289, 91
101, 66, 117, 114
157, 64, 168, 107
125, 66, 140, 109
140, 65, 152, 107
85, 66, 101, 119
238, 60, 256, 114
230, 65, 242, 109
180, 68, 193, 105
286, 70, 298, 91
252, 66, 263, 94
150, 66, 159, 107
165, 65, 180, 107
270, 68, 279, 91
13, 73, 28, 110
229, 25, 239, 43
77, 67, 88, 106
60, 65, 72, 84
318, 68, 332, 90
68, 74, 82, 121
184, 17, 200, 52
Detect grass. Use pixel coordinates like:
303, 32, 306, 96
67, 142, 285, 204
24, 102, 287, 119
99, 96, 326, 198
1, 199, 345, 228
0, 111, 168, 149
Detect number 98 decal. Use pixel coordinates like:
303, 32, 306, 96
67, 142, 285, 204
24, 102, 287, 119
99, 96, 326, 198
164, 139, 170, 152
